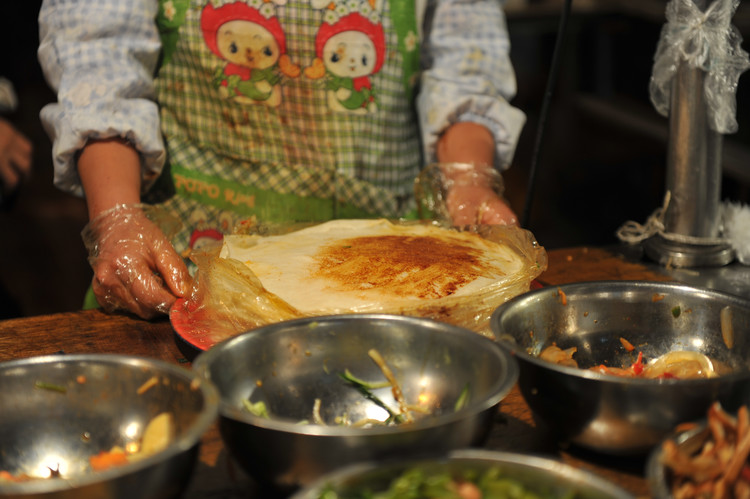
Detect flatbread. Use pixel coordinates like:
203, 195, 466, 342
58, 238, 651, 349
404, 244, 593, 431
220, 219, 526, 314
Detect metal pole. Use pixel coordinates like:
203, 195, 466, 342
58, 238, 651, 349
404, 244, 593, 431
643, 0, 734, 267
663, 57, 723, 238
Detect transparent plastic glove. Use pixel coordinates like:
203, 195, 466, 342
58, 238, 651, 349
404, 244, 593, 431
415, 163, 517, 226
81, 204, 190, 319
447, 184, 517, 226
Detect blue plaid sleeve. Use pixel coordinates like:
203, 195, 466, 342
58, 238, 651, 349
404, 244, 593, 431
417, 0, 526, 170
38, 0, 165, 197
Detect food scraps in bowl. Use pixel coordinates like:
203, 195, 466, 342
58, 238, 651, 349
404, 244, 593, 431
0, 412, 175, 482
88, 412, 175, 472
539, 344, 732, 379
241, 348, 470, 427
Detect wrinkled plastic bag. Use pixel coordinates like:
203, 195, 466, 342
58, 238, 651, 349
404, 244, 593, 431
721, 201, 750, 264
173, 220, 547, 348
649, 0, 750, 134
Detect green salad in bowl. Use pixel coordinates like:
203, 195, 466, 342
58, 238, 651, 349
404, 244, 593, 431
292, 450, 634, 499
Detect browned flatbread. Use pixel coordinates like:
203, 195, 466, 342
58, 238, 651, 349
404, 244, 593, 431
220, 219, 525, 314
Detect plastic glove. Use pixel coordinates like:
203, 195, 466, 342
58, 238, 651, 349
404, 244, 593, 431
0, 118, 32, 196
439, 163, 517, 226
447, 184, 517, 226
81, 204, 190, 319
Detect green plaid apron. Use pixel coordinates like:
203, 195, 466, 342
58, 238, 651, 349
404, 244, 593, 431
152, 0, 422, 253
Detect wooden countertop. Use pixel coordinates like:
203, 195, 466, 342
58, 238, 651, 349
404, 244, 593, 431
0, 247, 674, 498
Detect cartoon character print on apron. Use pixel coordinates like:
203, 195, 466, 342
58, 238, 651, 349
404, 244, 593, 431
303, 0, 384, 114
153, 0, 421, 256
202, 1, 300, 106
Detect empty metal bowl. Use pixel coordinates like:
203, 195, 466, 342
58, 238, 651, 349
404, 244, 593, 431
0, 354, 219, 499
192, 314, 519, 494
291, 449, 634, 499
490, 280, 750, 455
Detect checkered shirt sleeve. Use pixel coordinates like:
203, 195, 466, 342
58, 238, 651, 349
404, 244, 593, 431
38, 0, 166, 197
418, 0, 526, 170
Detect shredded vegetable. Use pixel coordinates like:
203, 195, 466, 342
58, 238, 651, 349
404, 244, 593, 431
367, 349, 413, 423
339, 369, 406, 425
34, 381, 67, 393
454, 384, 470, 412
662, 402, 750, 497
241, 349, 470, 427
242, 399, 270, 418
540, 344, 729, 379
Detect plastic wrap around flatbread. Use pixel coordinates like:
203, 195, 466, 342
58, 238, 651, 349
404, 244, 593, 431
175, 219, 547, 348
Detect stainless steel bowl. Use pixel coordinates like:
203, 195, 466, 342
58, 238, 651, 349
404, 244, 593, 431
490, 280, 750, 455
0, 354, 219, 499
192, 314, 519, 494
291, 449, 635, 499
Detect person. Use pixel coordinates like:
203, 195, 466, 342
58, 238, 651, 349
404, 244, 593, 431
37, 0, 526, 320
0, 77, 32, 208
0, 76, 33, 319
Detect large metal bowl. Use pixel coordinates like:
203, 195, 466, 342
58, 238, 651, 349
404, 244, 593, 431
490, 280, 750, 455
192, 314, 519, 494
291, 449, 634, 499
0, 354, 219, 499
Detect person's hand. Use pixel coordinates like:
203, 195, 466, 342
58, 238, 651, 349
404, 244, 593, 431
0, 118, 32, 195
82, 204, 191, 319
446, 184, 518, 226
434, 123, 518, 225
439, 162, 518, 226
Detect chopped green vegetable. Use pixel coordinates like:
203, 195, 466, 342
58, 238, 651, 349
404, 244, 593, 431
317, 466, 576, 499
34, 381, 67, 393
339, 370, 404, 424
340, 369, 390, 390
317, 488, 340, 499
242, 399, 270, 418
454, 384, 470, 412
672, 306, 681, 318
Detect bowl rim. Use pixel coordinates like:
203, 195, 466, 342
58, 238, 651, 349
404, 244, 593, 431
0, 353, 219, 494
490, 280, 750, 385
193, 313, 519, 436
290, 448, 636, 499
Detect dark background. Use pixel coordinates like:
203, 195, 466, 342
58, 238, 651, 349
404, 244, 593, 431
1, 0, 749, 317
0, 1, 90, 318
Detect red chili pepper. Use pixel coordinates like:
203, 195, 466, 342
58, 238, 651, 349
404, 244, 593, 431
630, 351, 644, 376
